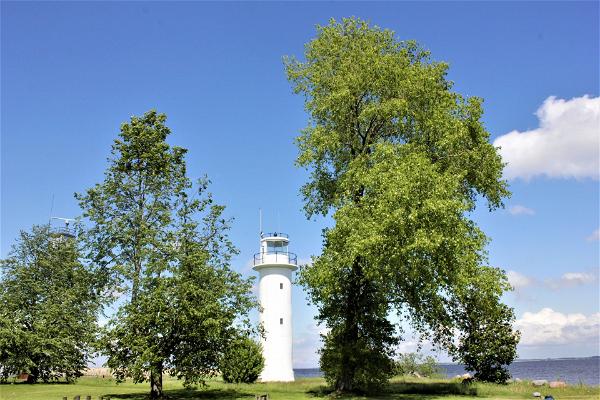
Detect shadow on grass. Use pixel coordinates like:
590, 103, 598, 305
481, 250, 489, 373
104, 388, 255, 400
387, 381, 477, 397
307, 381, 477, 399
0, 380, 74, 385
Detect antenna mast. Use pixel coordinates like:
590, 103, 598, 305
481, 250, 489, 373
259, 208, 263, 238
48, 194, 55, 225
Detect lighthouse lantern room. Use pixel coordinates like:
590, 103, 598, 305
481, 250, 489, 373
253, 232, 297, 382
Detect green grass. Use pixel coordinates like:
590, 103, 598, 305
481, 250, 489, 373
1, 376, 598, 400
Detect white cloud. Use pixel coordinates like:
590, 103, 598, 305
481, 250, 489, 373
546, 271, 597, 289
508, 205, 535, 216
587, 228, 600, 242
393, 329, 453, 362
507, 270, 534, 290
396, 339, 420, 354
507, 270, 596, 295
494, 95, 600, 180
515, 308, 600, 346
296, 258, 314, 268
396, 338, 439, 355
561, 272, 596, 285
293, 322, 327, 368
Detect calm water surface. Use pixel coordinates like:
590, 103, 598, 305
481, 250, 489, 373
294, 357, 600, 385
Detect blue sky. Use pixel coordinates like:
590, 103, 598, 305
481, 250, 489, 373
2, 2, 598, 367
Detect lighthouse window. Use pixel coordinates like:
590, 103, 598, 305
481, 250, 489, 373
280, 318, 283, 325
267, 240, 288, 253
280, 283, 283, 289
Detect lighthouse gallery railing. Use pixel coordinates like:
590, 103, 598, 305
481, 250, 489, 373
253, 251, 297, 266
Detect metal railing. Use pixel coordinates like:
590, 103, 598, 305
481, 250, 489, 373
253, 251, 297, 266
51, 226, 76, 238
260, 232, 289, 239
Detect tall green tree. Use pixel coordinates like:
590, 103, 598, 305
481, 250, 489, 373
0, 225, 104, 383
286, 18, 517, 392
77, 110, 255, 399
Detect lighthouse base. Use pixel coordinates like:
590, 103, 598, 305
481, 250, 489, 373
259, 369, 295, 382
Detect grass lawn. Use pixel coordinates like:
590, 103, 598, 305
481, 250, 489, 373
1, 376, 598, 400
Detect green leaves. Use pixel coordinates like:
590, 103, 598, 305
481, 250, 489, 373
286, 17, 508, 218
394, 353, 441, 378
0, 225, 103, 383
453, 297, 520, 383
219, 335, 264, 384
76, 110, 189, 298
288, 17, 517, 392
79, 111, 256, 397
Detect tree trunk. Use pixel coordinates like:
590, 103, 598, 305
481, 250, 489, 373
150, 364, 163, 399
25, 372, 37, 384
336, 188, 367, 393
336, 257, 362, 392
337, 361, 355, 392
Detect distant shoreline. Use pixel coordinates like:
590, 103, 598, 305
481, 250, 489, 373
294, 356, 600, 385
293, 355, 600, 369
440, 355, 600, 365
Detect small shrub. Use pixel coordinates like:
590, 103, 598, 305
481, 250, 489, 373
456, 303, 519, 383
220, 336, 264, 383
394, 353, 441, 377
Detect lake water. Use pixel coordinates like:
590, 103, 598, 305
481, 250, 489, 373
294, 356, 600, 385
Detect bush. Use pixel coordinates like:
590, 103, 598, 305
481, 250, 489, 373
456, 304, 519, 383
220, 336, 264, 383
394, 353, 441, 377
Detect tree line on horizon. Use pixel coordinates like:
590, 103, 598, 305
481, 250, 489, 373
0, 17, 519, 399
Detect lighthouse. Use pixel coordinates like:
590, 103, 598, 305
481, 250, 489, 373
253, 232, 297, 382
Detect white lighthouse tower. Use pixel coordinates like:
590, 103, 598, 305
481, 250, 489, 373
253, 231, 297, 382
